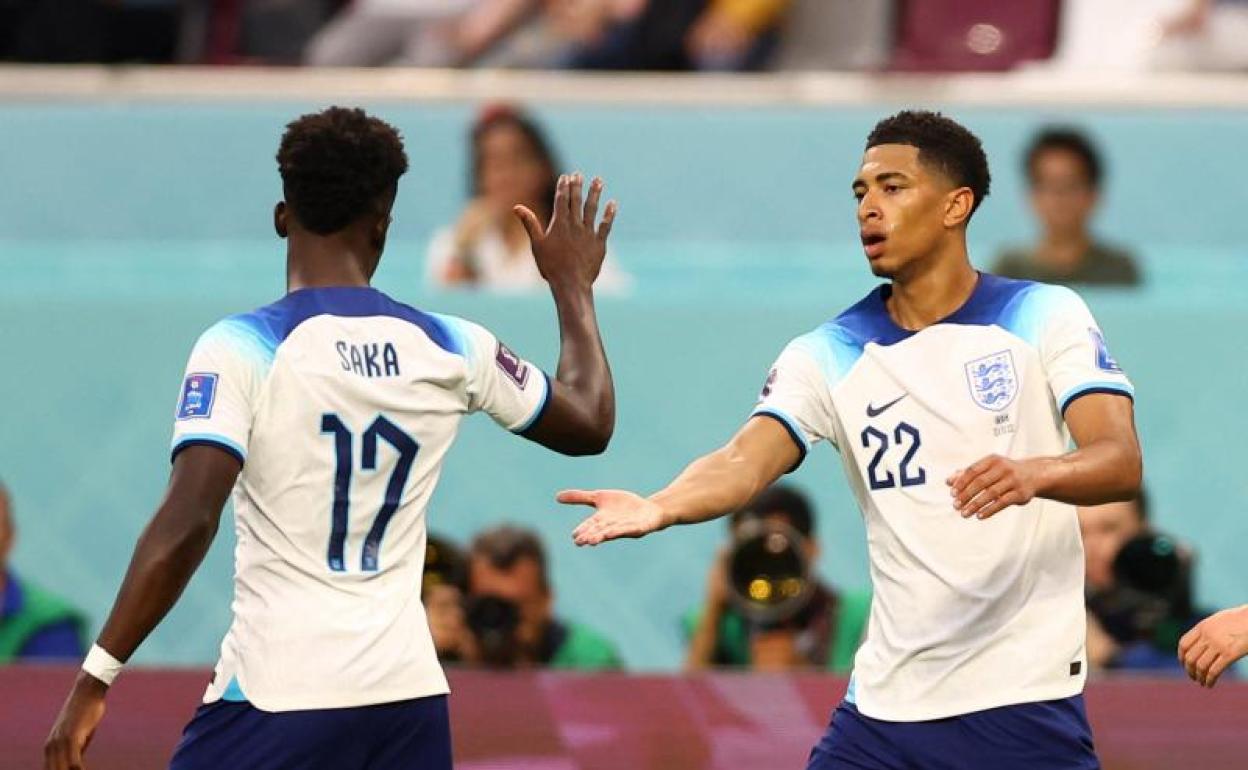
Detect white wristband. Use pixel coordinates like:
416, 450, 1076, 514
82, 644, 124, 686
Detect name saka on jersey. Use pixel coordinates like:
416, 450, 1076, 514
170, 286, 550, 712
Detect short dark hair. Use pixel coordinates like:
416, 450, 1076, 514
276, 106, 409, 235
732, 484, 815, 539
470, 524, 549, 593
1024, 127, 1102, 189
866, 110, 992, 217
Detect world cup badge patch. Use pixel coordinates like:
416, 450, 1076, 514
964, 351, 1018, 412
495, 342, 530, 389
177, 372, 218, 420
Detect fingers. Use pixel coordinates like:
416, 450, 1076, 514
513, 205, 543, 243
597, 200, 618, 242
952, 465, 1006, 514
550, 174, 569, 224
582, 176, 602, 228
1194, 646, 1221, 687
1178, 625, 1200, 658
1204, 655, 1231, 688
556, 489, 599, 506
1183, 640, 1208, 682
572, 514, 639, 547
568, 173, 584, 220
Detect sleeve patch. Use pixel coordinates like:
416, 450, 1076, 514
495, 342, 531, 389
176, 372, 219, 420
1090, 328, 1123, 373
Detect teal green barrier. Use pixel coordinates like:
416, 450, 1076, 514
2, 102, 1246, 669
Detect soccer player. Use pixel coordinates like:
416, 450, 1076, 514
44, 107, 618, 770
559, 111, 1141, 769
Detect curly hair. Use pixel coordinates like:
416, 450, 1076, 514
866, 110, 992, 218
276, 107, 409, 235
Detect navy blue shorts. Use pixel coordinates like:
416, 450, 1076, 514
168, 695, 452, 770
806, 696, 1099, 770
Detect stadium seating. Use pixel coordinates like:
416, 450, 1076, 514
891, 0, 1061, 71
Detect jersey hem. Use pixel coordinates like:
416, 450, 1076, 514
751, 408, 809, 472
171, 435, 246, 466
852, 680, 1085, 722
202, 683, 452, 712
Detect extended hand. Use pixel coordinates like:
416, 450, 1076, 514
947, 455, 1041, 520
45, 673, 107, 770
515, 173, 617, 291
559, 489, 668, 546
1179, 604, 1248, 688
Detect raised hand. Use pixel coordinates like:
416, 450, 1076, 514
514, 173, 617, 291
559, 489, 668, 546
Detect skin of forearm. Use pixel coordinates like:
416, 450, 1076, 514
95, 504, 221, 662
1034, 436, 1141, 506
651, 444, 773, 529
549, 282, 614, 448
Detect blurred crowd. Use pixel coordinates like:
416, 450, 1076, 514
2, 475, 1217, 677
3, 0, 1248, 73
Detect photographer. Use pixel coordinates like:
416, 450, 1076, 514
421, 534, 474, 663
463, 525, 622, 669
682, 485, 869, 672
1080, 494, 1211, 673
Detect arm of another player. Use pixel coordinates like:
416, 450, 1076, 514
1179, 604, 1248, 688
948, 392, 1142, 520
559, 415, 800, 546
514, 173, 618, 456
44, 446, 239, 770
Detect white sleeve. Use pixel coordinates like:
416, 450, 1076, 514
751, 340, 837, 470
453, 318, 551, 434
170, 319, 268, 464
1039, 288, 1135, 414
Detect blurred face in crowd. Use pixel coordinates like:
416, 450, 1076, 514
1028, 148, 1097, 239
469, 554, 553, 650
1078, 499, 1144, 591
477, 122, 553, 211
424, 582, 468, 658
854, 144, 971, 280
0, 486, 12, 571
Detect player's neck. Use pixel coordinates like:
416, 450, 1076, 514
285, 235, 375, 292
887, 254, 978, 332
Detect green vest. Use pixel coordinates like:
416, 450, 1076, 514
0, 576, 87, 663
548, 621, 623, 670
682, 587, 872, 673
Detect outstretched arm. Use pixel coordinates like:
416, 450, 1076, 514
948, 393, 1141, 520
560, 415, 800, 546
515, 173, 618, 456
45, 446, 240, 770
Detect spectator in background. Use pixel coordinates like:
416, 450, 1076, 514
683, 485, 869, 672
464, 524, 621, 669
1153, 0, 1248, 71
0, 483, 87, 663
426, 104, 629, 292
1080, 492, 1210, 674
993, 128, 1141, 287
685, 0, 788, 70
422, 534, 473, 662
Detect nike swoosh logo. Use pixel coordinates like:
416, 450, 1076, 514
866, 394, 908, 418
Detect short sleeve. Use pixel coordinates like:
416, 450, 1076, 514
169, 319, 271, 465
1039, 288, 1134, 414
451, 318, 551, 434
751, 339, 837, 470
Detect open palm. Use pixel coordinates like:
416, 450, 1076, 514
559, 489, 667, 546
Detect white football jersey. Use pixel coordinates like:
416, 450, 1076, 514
754, 274, 1133, 721
170, 286, 549, 712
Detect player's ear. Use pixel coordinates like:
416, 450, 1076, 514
274, 202, 289, 239
943, 187, 974, 229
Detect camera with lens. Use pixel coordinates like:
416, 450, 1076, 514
1087, 531, 1193, 645
726, 519, 816, 627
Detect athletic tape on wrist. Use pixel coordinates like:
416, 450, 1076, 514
82, 644, 123, 686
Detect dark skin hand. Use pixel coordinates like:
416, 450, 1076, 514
45, 446, 239, 770
514, 172, 618, 456
948, 393, 1141, 519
